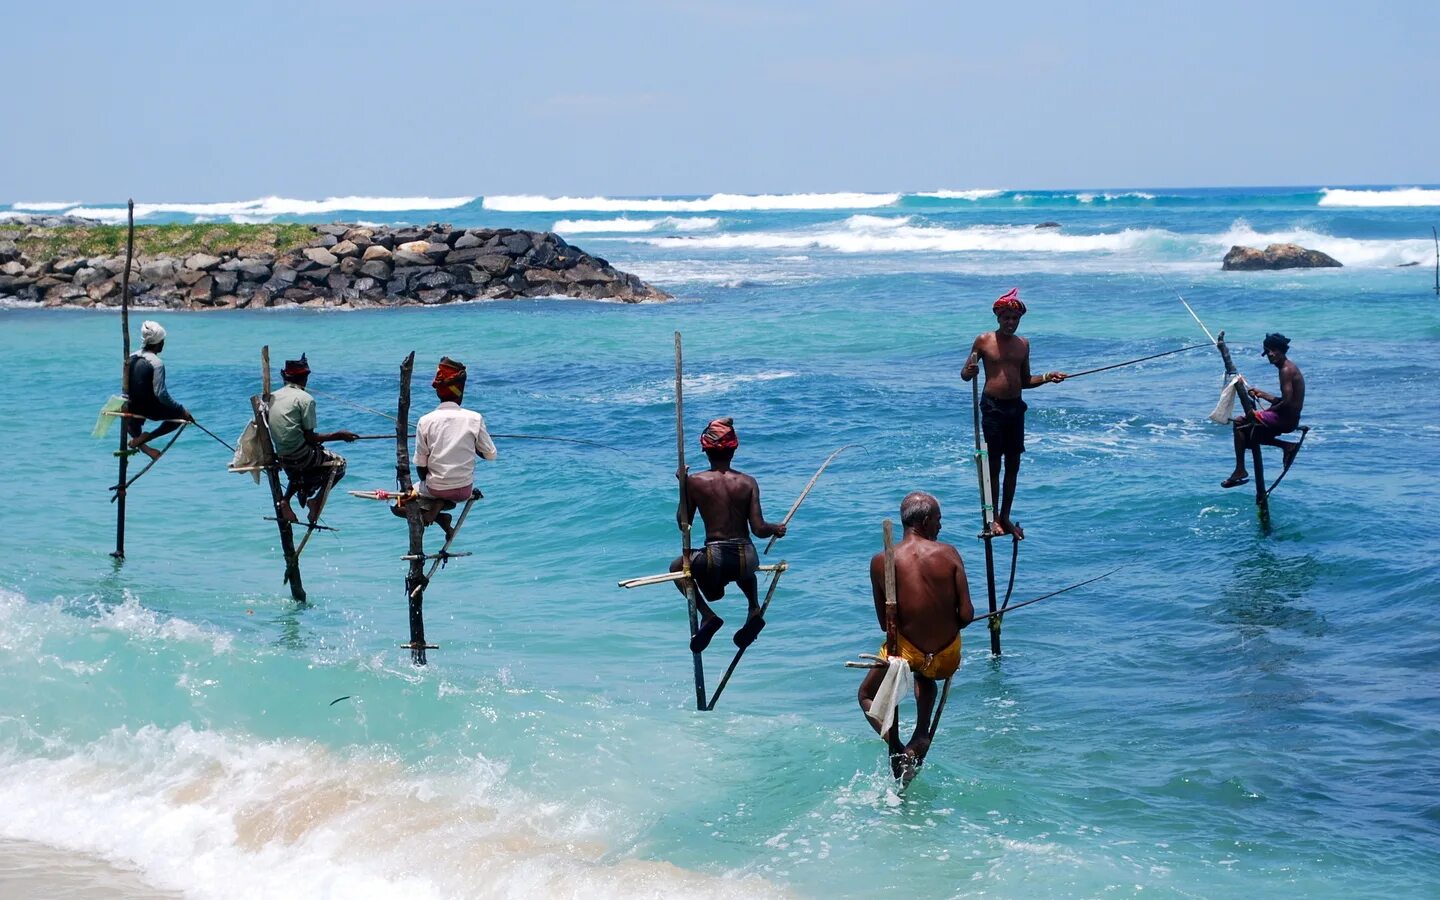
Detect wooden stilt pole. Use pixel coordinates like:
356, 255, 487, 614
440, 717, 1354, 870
705, 562, 787, 710
253, 346, 306, 602
1216, 331, 1269, 529
675, 332, 707, 710
968, 353, 1002, 654
111, 200, 135, 560
395, 353, 433, 665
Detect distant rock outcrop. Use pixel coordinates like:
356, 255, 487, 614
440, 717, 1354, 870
1222, 243, 1342, 271
0, 221, 670, 308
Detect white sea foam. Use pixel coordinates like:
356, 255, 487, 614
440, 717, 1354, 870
552, 216, 720, 234
1075, 192, 1157, 203
483, 191, 900, 212
9, 201, 85, 211
641, 216, 1163, 254
0, 725, 774, 900
1210, 219, 1433, 267
914, 189, 1005, 201
49, 195, 474, 225
1318, 187, 1440, 207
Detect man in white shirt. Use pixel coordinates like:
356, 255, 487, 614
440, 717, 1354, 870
394, 356, 496, 537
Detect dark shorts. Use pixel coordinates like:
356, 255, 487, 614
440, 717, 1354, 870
981, 395, 1028, 455
278, 444, 347, 502
1236, 413, 1296, 445
687, 539, 759, 602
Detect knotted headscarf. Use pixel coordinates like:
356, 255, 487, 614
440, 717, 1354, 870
700, 416, 738, 450
1261, 333, 1290, 355
993, 288, 1026, 316
432, 356, 466, 400
282, 354, 310, 378
140, 320, 166, 347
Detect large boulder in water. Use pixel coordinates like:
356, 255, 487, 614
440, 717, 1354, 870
1223, 243, 1342, 271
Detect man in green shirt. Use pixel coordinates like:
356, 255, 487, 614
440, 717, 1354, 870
267, 354, 357, 523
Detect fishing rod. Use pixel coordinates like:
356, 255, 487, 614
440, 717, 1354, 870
307, 387, 626, 452
1065, 344, 1209, 380
189, 419, 236, 453
972, 567, 1119, 622
763, 444, 857, 553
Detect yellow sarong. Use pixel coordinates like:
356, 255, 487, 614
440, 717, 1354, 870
879, 633, 961, 681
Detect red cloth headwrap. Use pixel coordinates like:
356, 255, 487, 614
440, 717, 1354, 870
993, 288, 1026, 316
432, 357, 466, 400
281, 354, 310, 377
700, 416, 738, 450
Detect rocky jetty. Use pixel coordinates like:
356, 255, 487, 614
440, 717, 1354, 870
1222, 243, 1342, 271
0, 221, 669, 308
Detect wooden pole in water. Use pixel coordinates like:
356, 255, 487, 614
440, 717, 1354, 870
395, 352, 432, 665
1216, 331, 1269, 528
675, 332, 707, 710
253, 346, 306, 602
968, 353, 1002, 654
112, 200, 135, 560
882, 519, 898, 658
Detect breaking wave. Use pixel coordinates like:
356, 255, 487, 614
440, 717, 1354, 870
482, 192, 901, 212
552, 216, 719, 234
26, 196, 475, 225
1318, 187, 1440, 207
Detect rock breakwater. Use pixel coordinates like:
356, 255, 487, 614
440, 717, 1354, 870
0, 219, 669, 308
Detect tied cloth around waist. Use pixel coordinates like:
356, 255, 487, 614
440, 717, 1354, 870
879, 632, 962, 681
701, 539, 759, 579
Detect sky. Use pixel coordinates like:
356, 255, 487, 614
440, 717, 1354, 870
4, 1, 1436, 201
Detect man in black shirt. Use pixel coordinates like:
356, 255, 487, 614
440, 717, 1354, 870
126, 320, 191, 460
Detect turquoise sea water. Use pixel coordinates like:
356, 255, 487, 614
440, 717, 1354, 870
1, 187, 1438, 898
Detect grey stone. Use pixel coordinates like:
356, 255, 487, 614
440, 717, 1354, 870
177, 268, 208, 286
141, 259, 178, 281
73, 267, 108, 287
501, 233, 532, 255
303, 247, 339, 267
185, 253, 223, 271
392, 250, 432, 267
453, 232, 482, 249
213, 271, 239, 294
188, 275, 215, 303
0, 261, 24, 276
339, 256, 363, 276
317, 234, 339, 248
316, 224, 350, 237
362, 244, 392, 262
55, 257, 87, 275
359, 259, 393, 280
418, 288, 450, 305
474, 254, 511, 276
330, 240, 360, 258
1222, 243, 1342, 270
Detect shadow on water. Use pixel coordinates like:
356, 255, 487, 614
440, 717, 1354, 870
269, 604, 309, 651
1208, 543, 1325, 638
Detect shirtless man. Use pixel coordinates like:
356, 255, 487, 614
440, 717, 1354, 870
960, 288, 1066, 539
857, 492, 974, 770
1222, 333, 1306, 488
669, 417, 786, 653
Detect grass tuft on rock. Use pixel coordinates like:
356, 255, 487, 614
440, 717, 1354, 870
8, 223, 316, 261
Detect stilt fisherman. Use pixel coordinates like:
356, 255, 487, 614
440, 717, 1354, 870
125, 320, 192, 460
267, 354, 357, 523
390, 356, 496, 537
668, 417, 787, 652
1222, 333, 1306, 489
960, 289, 1067, 539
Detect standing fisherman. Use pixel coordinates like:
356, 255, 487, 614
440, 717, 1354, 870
267, 354, 357, 523
960, 289, 1067, 539
390, 356, 497, 537
857, 492, 974, 770
125, 320, 192, 460
1222, 333, 1305, 488
669, 417, 787, 652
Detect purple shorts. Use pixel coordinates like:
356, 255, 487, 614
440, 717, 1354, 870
1254, 409, 1280, 427
418, 482, 474, 509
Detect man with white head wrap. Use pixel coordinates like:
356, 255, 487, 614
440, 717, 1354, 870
125, 320, 191, 460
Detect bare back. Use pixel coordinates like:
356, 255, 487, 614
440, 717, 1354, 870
870, 535, 974, 654
1275, 360, 1305, 430
971, 331, 1033, 400
687, 468, 763, 542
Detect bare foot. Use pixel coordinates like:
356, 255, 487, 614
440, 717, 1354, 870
436, 512, 455, 541
997, 516, 1024, 540
906, 735, 933, 766
279, 504, 299, 524
988, 520, 1006, 538
136, 446, 162, 462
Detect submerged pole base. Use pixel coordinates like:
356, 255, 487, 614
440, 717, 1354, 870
401, 642, 439, 651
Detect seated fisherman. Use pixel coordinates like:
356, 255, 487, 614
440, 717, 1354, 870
1222, 332, 1306, 488
266, 354, 357, 523
125, 320, 192, 461
390, 356, 496, 538
669, 417, 787, 652
857, 492, 974, 770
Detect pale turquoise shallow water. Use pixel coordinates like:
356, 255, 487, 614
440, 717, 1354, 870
1, 188, 1437, 898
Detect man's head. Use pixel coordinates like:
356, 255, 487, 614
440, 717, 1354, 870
900, 491, 942, 537
140, 320, 166, 352
993, 288, 1026, 335
433, 356, 467, 402
281, 353, 310, 387
1261, 332, 1290, 367
700, 416, 738, 462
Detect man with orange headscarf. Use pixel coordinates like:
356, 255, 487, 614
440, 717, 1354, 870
960, 289, 1067, 539
398, 356, 496, 537
667, 417, 787, 652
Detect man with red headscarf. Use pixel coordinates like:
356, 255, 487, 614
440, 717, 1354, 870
396, 356, 496, 538
267, 354, 358, 523
668, 417, 787, 652
960, 289, 1067, 539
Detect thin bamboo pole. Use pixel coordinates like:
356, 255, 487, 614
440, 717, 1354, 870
675, 332, 706, 710
968, 353, 1002, 654
395, 353, 433, 665
412, 489, 482, 598
763, 444, 853, 554
1216, 331, 1269, 528
112, 199, 135, 560
705, 562, 787, 710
